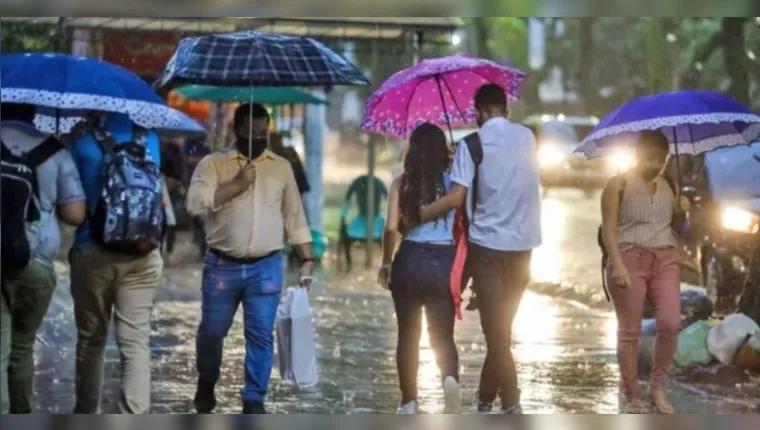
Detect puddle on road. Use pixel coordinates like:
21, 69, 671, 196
33, 264, 627, 414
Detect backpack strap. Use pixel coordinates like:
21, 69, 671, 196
91, 125, 118, 159
663, 176, 677, 196
132, 123, 148, 146
601, 173, 627, 303
617, 174, 628, 204
462, 132, 483, 223
25, 137, 64, 168
0, 140, 15, 160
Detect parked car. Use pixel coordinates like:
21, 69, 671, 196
523, 114, 633, 197
665, 142, 760, 315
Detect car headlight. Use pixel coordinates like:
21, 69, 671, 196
538, 144, 565, 167
721, 206, 760, 234
610, 152, 634, 172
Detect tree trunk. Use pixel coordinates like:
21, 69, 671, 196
645, 18, 677, 93
721, 17, 749, 105
680, 29, 724, 90
472, 17, 492, 59
575, 18, 595, 113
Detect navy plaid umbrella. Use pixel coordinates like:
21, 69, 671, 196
155, 31, 370, 89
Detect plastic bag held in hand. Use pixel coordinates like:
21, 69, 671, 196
276, 287, 319, 388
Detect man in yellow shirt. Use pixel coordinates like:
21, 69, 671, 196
186, 103, 314, 414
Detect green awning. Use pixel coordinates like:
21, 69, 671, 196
175, 85, 327, 105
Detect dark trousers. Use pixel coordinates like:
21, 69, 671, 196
390, 241, 458, 404
466, 242, 532, 408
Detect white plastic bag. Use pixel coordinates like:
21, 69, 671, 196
276, 286, 319, 388
707, 314, 760, 365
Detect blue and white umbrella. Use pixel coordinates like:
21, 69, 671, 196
575, 91, 760, 158
34, 106, 207, 139
1, 53, 184, 131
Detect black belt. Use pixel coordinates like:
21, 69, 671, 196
209, 248, 280, 265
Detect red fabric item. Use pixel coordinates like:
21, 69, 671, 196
450, 207, 468, 320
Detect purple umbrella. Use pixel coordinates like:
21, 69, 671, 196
575, 90, 760, 158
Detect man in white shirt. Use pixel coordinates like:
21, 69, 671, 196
412, 84, 542, 413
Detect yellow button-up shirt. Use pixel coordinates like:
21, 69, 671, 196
186, 148, 311, 259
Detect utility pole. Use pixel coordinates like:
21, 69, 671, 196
365, 37, 379, 269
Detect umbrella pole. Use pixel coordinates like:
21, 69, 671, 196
434, 75, 455, 144
248, 82, 254, 164
673, 126, 683, 188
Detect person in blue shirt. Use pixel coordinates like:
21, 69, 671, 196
67, 112, 163, 414
377, 123, 461, 414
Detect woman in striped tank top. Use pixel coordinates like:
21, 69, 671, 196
601, 130, 690, 414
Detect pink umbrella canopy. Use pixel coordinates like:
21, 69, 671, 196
360, 53, 528, 138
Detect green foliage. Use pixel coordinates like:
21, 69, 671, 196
483, 17, 759, 113
0, 21, 60, 53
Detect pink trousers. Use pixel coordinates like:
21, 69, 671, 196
606, 247, 681, 398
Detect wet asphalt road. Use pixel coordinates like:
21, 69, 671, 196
32, 189, 759, 414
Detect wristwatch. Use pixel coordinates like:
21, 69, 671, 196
301, 257, 314, 264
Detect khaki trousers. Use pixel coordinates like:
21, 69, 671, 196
69, 246, 163, 414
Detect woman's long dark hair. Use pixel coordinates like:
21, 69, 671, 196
399, 123, 450, 227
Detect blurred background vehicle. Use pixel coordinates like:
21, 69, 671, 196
665, 142, 760, 316
524, 114, 634, 197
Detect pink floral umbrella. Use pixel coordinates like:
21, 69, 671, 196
360, 53, 528, 139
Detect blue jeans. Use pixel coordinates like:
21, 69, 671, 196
196, 251, 283, 404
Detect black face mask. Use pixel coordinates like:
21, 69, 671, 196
235, 137, 268, 159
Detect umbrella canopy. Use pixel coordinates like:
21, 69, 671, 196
0, 53, 183, 130
575, 90, 760, 157
32, 106, 206, 140
155, 30, 370, 89
176, 85, 327, 105
360, 53, 527, 139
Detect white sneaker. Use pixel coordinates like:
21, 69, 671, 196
398, 401, 418, 414
442, 376, 462, 414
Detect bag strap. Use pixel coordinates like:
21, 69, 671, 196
0, 140, 15, 160
25, 137, 64, 168
463, 132, 483, 224
617, 174, 627, 204
91, 125, 118, 159
663, 176, 677, 196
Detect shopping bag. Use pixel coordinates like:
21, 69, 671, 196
276, 286, 319, 388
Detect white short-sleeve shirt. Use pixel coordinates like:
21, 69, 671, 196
450, 117, 542, 251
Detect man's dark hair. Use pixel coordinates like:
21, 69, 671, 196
637, 130, 670, 154
233, 102, 270, 130
1, 103, 36, 123
474, 84, 508, 113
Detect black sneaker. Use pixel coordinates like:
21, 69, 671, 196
194, 379, 216, 414
476, 401, 494, 413
243, 402, 267, 414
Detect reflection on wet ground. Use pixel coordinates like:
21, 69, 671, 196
33, 190, 758, 413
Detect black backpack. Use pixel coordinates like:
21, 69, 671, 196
460, 132, 483, 310
597, 174, 679, 301
1, 138, 64, 277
